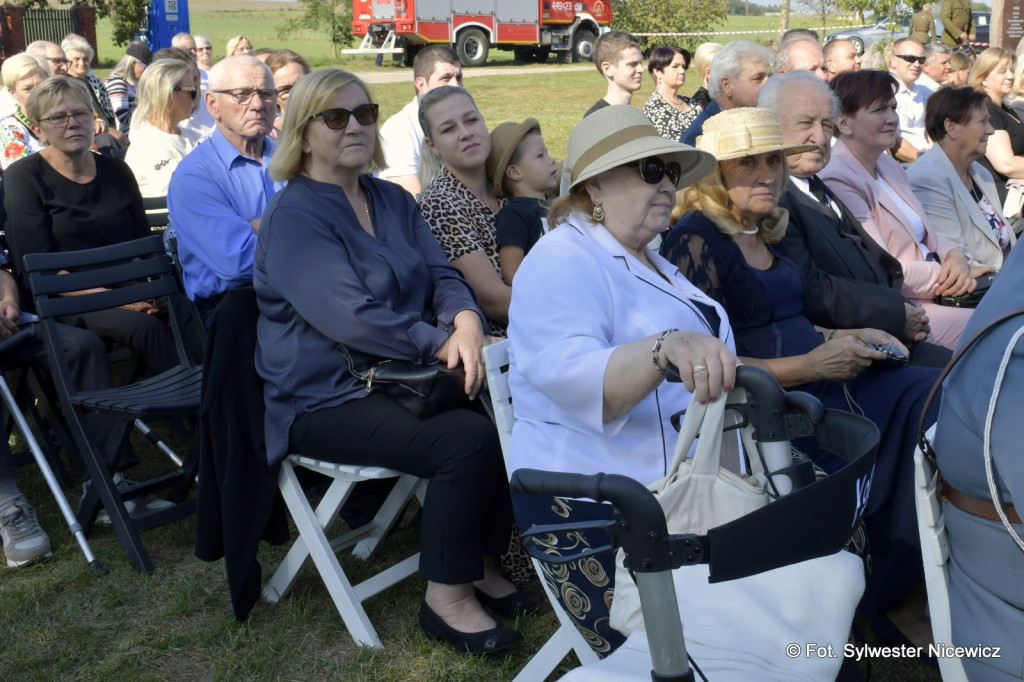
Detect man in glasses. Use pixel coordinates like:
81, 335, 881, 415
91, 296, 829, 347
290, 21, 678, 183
168, 56, 285, 316
378, 44, 463, 196
888, 37, 930, 163
25, 41, 69, 77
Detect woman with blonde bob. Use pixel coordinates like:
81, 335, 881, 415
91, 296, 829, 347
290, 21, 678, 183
125, 59, 201, 197
255, 69, 530, 656
0, 54, 48, 169
662, 106, 943, 652
968, 47, 1024, 212
225, 35, 253, 57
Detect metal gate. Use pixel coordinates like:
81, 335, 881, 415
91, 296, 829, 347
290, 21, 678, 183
23, 9, 75, 45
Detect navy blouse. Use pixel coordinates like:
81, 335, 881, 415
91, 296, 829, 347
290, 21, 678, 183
254, 174, 484, 465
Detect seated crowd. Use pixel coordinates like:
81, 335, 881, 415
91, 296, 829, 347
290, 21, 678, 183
1, 24, 1021, 681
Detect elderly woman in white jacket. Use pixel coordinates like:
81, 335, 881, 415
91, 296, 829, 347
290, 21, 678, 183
507, 105, 733, 486
908, 86, 1015, 271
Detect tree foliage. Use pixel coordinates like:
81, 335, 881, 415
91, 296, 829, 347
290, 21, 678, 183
276, 0, 353, 58
798, 0, 843, 32
611, 0, 729, 52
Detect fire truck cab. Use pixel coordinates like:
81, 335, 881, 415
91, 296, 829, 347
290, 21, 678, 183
347, 0, 612, 67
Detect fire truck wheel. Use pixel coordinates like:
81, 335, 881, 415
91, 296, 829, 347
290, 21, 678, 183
456, 28, 489, 67
572, 29, 597, 62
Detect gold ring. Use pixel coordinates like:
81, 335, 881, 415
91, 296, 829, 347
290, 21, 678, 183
692, 363, 708, 374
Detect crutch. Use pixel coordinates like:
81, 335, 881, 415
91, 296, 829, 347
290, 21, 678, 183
0, 327, 107, 574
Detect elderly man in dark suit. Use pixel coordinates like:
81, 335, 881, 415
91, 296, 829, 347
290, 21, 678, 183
759, 71, 951, 367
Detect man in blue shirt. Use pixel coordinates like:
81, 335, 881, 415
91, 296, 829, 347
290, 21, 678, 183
168, 55, 285, 307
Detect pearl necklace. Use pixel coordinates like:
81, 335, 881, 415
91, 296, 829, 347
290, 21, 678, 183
738, 227, 759, 235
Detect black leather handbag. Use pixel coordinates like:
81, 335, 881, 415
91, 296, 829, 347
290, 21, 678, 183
935, 273, 995, 308
337, 345, 471, 418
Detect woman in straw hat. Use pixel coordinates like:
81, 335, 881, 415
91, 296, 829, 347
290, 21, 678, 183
662, 106, 941, 651
507, 104, 731, 488
256, 69, 534, 656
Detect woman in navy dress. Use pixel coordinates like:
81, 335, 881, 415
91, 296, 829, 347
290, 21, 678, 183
661, 107, 941, 650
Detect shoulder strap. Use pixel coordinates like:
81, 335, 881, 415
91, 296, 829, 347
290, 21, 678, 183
918, 305, 1024, 464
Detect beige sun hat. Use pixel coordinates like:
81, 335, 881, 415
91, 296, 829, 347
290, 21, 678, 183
565, 105, 717, 192
487, 118, 542, 197
696, 107, 818, 161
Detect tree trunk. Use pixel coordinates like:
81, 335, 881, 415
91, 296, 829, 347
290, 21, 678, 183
779, 0, 791, 41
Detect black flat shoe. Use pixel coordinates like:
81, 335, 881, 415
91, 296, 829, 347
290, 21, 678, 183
474, 586, 547, 618
419, 601, 524, 655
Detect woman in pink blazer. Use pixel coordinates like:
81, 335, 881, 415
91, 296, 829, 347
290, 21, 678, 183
820, 70, 978, 349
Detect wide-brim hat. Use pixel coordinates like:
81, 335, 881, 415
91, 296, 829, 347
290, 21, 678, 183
696, 107, 818, 162
565, 105, 716, 192
487, 118, 541, 197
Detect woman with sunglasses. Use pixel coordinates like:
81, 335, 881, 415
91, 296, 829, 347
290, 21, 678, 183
264, 49, 310, 138
819, 70, 976, 350
125, 59, 201, 198
506, 105, 737, 658
662, 106, 943, 652
256, 69, 530, 656
508, 104, 734, 489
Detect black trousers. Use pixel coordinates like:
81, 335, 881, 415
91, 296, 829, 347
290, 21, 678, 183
0, 323, 119, 477
62, 307, 179, 376
290, 392, 513, 585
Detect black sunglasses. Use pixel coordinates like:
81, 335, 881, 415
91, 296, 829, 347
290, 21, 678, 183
637, 157, 681, 186
173, 86, 197, 100
894, 54, 927, 65
310, 103, 380, 130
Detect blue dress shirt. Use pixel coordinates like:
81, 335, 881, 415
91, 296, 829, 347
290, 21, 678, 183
168, 130, 285, 301
679, 100, 722, 147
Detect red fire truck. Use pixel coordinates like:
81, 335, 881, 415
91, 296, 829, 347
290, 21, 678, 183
346, 0, 613, 67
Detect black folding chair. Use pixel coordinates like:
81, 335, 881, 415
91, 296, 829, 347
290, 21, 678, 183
142, 196, 170, 231
22, 235, 201, 573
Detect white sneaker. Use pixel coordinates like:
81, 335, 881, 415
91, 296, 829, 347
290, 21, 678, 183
0, 495, 52, 567
83, 475, 176, 525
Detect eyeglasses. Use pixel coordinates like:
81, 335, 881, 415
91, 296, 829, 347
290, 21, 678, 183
46, 57, 70, 66
637, 157, 681, 186
894, 54, 927, 65
310, 103, 380, 130
38, 109, 93, 127
212, 88, 278, 104
196, 46, 212, 52
173, 86, 198, 100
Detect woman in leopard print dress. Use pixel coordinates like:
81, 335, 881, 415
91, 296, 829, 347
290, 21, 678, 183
418, 86, 512, 337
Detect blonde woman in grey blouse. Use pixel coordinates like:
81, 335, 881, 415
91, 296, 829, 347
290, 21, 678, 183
643, 45, 702, 140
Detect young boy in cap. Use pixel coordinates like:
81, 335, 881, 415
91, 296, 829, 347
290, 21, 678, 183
487, 118, 559, 285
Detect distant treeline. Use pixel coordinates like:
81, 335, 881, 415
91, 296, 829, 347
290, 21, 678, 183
728, 0, 781, 15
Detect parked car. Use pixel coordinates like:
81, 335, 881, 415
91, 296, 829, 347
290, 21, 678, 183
825, 21, 902, 55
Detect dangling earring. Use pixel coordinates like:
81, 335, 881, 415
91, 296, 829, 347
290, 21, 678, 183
592, 203, 605, 222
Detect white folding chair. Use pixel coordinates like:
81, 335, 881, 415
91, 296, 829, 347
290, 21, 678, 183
914, 426, 968, 682
263, 455, 426, 648
482, 339, 602, 681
